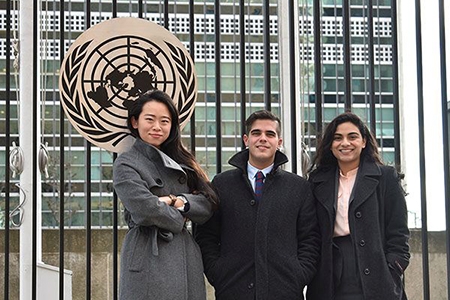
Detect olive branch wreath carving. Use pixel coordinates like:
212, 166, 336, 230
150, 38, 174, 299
60, 40, 197, 152
60, 40, 129, 149
165, 42, 197, 126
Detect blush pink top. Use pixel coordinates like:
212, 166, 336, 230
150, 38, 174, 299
334, 167, 358, 237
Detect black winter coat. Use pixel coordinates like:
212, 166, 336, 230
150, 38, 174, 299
195, 149, 320, 300
306, 158, 410, 300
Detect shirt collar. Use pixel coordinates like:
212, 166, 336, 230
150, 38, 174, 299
339, 167, 359, 178
247, 162, 274, 179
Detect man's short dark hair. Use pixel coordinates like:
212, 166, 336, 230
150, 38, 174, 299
245, 110, 281, 136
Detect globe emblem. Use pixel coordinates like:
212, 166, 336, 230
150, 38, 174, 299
81, 36, 177, 128
59, 17, 197, 153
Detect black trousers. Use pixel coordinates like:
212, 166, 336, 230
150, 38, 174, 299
333, 235, 365, 300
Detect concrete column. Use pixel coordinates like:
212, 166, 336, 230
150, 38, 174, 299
278, 0, 302, 174
19, 1, 42, 299
397, 0, 449, 230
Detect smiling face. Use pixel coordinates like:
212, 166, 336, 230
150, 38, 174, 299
131, 100, 172, 148
331, 121, 366, 174
243, 119, 283, 170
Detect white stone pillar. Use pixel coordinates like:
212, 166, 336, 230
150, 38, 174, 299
19, 1, 42, 299
398, 0, 448, 230
278, 0, 303, 174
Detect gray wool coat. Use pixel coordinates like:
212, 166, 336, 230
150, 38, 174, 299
306, 157, 410, 300
195, 149, 321, 300
113, 138, 214, 300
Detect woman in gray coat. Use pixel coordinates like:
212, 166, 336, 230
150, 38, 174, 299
113, 90, 218, 300
306, 112, 410, 300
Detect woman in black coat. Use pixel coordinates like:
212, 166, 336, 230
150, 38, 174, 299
306, 112, 410, 300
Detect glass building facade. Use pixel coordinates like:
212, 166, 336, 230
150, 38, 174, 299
0, 0, 396, 227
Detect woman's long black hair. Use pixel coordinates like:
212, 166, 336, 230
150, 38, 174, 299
128, 90, 219, 207
309, 111, 382, 174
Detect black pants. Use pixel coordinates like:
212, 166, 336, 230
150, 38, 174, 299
333, 235, 364, 300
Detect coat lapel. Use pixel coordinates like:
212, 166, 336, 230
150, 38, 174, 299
311, 158, 382, 211
134, 138, 186, 174
351, 159, 381, 208
311, 167, 337, 216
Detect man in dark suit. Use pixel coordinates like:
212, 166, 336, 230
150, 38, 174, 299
195, 110, 320, 300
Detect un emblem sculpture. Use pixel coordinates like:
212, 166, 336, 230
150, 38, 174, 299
59, 17, 197, 153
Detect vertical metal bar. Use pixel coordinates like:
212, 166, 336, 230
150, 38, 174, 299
215, 0, 222, 174
313, 0, 323, 138
391, 0, 402, 170
367, 0, 376, 135
85, 140, 92, 300
240, 0, 246, 149
438, 1, 450, 299
138, 0, 143, 18
112, 3, 118, 300
4, 0, 11, 298
342, 0, 352, 110
289, 0, 297, 173
263, 0, 271, 110
164, 0, 169, 29
59, 1, 66, 298
414, 0, 430, 299
113, 152, 119, 300
112, 0, 117, 18
32, 0, 39, 298
85, 3, 92, 299
189, 0, 196, 154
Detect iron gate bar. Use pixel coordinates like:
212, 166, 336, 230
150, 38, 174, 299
4, 0, 12, 298
367, 0, 376, 135
32, 0, 39, 298
86, 141, 92, 300
113, 152, 119, 300
438, 0, 450, 299
314, 0, 323, 137
138, 0, 143, 18
112, 4, 119, 300
113, 0, 117, 19
85, 4, 92, 300
289, 0, 297, 174
391, 0, 402, 170
414, 0, 431, 299
240, 0, 246, 150
343, 0, 352, 110
189, 0, 196, 154
215, 0, 222, 174
263, 0, 271, 111
164, 0, 169, 29
59, 1, 66, 298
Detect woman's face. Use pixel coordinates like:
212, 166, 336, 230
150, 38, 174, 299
331, 121, 366, 172
131, 100, 172, 148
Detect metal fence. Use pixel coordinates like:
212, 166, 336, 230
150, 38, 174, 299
1, 0, 449, 299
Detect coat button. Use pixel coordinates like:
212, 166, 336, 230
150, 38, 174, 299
359, 240, 365, 247
178, 176, 186, 184
364, 268, 370, 275
250, 200, 256, 206
355, 211, 362, 218
247, 282, 254, 289
155, 178, 163, 185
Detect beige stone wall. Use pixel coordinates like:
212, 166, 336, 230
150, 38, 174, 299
0, 229, 446, 299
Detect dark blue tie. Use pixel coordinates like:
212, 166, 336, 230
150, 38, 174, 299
255, 171, 265, 201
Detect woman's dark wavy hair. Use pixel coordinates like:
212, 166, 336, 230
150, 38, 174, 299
309, 111, 382, 174
127, 90, 218, 207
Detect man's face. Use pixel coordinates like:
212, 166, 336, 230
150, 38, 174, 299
243, 119, 282, 169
